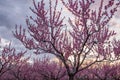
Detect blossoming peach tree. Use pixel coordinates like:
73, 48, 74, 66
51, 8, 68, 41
13, 0, 120, 80
0, 39, 28, 79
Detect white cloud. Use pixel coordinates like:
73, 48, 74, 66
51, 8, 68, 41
109, 16, 120, 39
0, 37, 10, 49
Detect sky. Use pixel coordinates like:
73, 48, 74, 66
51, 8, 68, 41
0, 0, 120, 60
0, 0, 33, 47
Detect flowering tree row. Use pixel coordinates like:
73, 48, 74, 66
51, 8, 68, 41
0, 38, 120, 80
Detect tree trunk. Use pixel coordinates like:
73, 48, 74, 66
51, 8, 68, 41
69, 75, 74, 80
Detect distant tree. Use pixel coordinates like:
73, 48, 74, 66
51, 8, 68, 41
13, 0, 120, 80
0, 40, 27, 79
88, 64, 116, 80
33, 57, 66, 80
109, 64, 120, 80
8, 62, 31, 80
74, 69, 90, 80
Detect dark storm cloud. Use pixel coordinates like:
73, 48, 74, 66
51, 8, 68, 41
0, 0, 32, 29
0, 13, 11, 27
0, 0, 33, 40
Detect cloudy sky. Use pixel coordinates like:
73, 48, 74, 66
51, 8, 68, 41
0, 0, 34, 49
0, 0, 120, 59
0, 0, 32, 36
